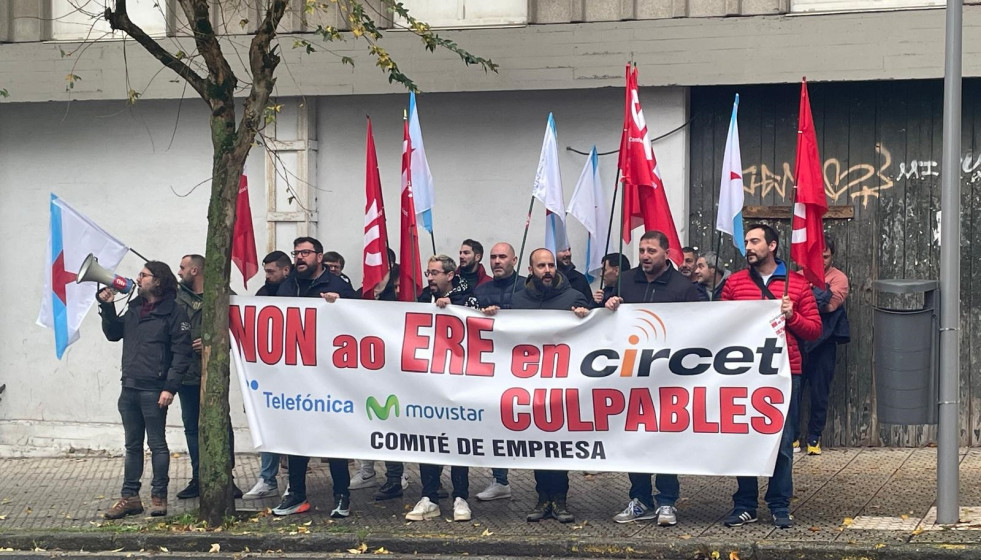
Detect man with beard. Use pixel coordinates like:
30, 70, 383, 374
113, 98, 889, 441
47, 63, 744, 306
99, 262, 191, 519
244, 251, 292, 500
591, 252, 630, 308
406, 254, 478, 523
680, 246, 698, 281
510, 248, 590, 524
605, 231, 703, 527
721, 223, 820, 529
694, 251, 728, 301
272, 237, 359, 519
472, 242, 524, 502
456, 239, 492, 292
555, 246, 594, 301
255, 251, 291, 296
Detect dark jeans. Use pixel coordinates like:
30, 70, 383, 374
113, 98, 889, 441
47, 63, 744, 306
118, 388, 170, 498
420, 464, 468, 502
286, 455, 350, 499
800, 341, 838, 443
492, 468, 509, 485
384, 461, 403, 481
178, 383, 235, 481
627, 473, 679, 508
533, 470, 568, 499
733, 374, 801, 514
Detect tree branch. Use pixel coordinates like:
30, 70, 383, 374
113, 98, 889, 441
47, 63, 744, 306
177, 0, 237, 105
234, 1, 289, 157
104, 0, 208, 100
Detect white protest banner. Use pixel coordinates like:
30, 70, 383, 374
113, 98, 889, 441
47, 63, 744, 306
230, 297, 790, 476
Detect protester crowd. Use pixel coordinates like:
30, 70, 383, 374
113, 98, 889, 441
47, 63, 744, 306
95, 223, 849, 529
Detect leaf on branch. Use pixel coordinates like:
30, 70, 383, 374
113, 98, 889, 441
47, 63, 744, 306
65, 74, 82, 90
127, 89, 141, 105
304, 0, 317, 14
341, 56, 354, 67
174, 50, 186, 60
0, 89, 8, 98
239, 19, 249, 29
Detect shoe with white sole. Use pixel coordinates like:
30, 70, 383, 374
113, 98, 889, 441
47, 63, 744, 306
453, 497, 472, 521
349, 467, 378, 490
243, 480, 279, 500
405, 497, 440, 521
476, 481, 511, 501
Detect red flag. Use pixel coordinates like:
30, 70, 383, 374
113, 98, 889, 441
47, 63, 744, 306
363, 117, 390, 299
399, 116, 424, 302
618, 65, 682, 265
790, 79, 827, 287
231, 175, 258, 288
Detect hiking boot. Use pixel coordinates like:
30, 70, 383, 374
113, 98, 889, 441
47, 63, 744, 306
552, 497, 574, 523
405, 497, 440, 521
330, 495, 350, 518
104, 496, 143, 520
613, 498, 655, 523
149, 496, 167, 517
243, 479, 278, 499
656, 504, 678, 526
375, 479, 404, 500
806, 439, 822, 455
176, 479, 199, 499
773, 511, 794, 529
476, 481, 511, 501
723, 509, 758, 527
453, 497, 472, 521
526, 496, 552, 522
272, 493, 310, 516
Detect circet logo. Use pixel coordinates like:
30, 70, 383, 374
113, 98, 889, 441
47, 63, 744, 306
366, 394, 400, 420
632, 309, 666, 343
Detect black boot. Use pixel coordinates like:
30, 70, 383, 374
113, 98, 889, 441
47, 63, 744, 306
527, 494, 552, 522
177, 479, 200, 499
375, 478, 403, 500
552, 496, 574, 523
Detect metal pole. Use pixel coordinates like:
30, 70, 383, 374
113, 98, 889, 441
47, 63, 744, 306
937, 0, 962, 525
512, 196, 537, 297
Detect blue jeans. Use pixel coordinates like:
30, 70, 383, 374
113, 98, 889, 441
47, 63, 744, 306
118, 388, 170, 498
533, 469, 568, 499
733, 375, 801, 514
178, 383, 235, 481
801, 341, 837, 443
627, 473, 679, 508
259, 452, 279, 486
492, 468, 509, 485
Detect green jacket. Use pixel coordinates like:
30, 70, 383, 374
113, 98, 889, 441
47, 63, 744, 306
176, 284, 203, 385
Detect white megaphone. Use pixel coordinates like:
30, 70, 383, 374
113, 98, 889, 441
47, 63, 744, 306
76, 253, 134, 294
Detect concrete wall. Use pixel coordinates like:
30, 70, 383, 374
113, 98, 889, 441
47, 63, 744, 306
0, 85, 687, 455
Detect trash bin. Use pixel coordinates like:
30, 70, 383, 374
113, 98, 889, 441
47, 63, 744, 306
872, 279, 938, 425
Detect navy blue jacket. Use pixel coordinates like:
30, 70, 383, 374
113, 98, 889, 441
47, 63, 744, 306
473, 273, 525, 309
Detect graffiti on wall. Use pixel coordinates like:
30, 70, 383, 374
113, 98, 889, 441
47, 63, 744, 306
741, 144, 981, 208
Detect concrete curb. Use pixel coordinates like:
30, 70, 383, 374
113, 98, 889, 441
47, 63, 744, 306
1, 531, 980, 559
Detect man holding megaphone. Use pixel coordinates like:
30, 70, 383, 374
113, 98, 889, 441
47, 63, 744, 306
96, 261, 192, 519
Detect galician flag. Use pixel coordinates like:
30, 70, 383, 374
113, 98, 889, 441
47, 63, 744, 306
567, 146, 609, 281
531, 113, 568, 255
37, 194, 128, 358
408, 92, 436, 234
716, 94, 747, 256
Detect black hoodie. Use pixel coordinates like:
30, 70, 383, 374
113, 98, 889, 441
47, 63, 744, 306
510, 272, 590, 311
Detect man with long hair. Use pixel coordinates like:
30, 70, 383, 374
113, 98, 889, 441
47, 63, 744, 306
98, 261, 191, 519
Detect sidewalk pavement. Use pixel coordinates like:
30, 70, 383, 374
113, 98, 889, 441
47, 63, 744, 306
1, 448, 980, 559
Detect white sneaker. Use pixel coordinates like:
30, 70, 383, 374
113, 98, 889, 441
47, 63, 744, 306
349, 467, 379, 490
401, 474, 410, 489
243, 480, 279, 499
476, 481, 512, 501
453, 497, 472, 521
405, 497, 440, 521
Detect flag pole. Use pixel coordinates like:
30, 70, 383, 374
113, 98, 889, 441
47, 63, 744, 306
602, 167, 622, 291
617, 176, 626, 298
429, 231, 437, 257
784, 182, 798, 298
512, 196, 537, 296
128, 248, 150, 263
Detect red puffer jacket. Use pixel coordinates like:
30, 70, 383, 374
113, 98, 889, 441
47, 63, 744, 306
721, 261, 821, 374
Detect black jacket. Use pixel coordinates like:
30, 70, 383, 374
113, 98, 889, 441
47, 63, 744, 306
511, 272, 590, 310
558, 263, 593, 302
256, 280, 284, 296
803, 284, 851, 351
473, 273, 525, 309
418, 275, 479, 308
175, 285, 204, 385
100, 294, 191, 394
617, 266, 705, 304
275, 268, 359, 300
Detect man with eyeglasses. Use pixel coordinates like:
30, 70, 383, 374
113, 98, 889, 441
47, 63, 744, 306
406, 254, 478, 523
272, 237, 358, 519
322, 251, 352, 287
98, 262, 191, 519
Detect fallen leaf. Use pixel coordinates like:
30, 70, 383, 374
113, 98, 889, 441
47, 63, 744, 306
912, 528, 924, 535
480, 528, 493, 536
874, 543, 886, 549
373, 547, 391, 554
842, 517, 854, 526
302, 520, 312, 526
209, 543, 220, 553
729, 552, 740, 560
809, 526, 820, 532
357, 543, 367, 552
160, 547, 169, 552
0, 515, 6, 521
679, 534, 692, 540
711, 551, 721, 560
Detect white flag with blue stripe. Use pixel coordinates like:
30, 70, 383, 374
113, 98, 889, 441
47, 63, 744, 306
567, 146, 609, 282
408, 92, 436, 233
531, 113, 568, 254
716, 94, 747, 255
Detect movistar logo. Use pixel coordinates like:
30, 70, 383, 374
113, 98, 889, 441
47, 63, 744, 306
366, 394, 400, 420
